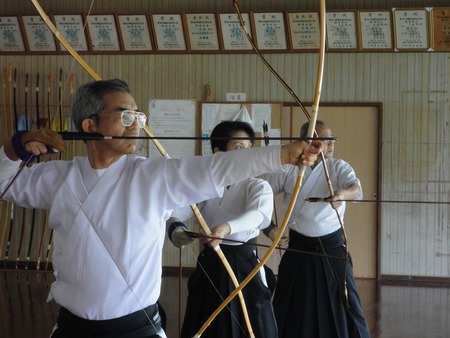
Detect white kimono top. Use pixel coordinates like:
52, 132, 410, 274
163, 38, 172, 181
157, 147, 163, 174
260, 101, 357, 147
0, 145, 283, 320
173, 177, 273, 244
267, 157, 362, 237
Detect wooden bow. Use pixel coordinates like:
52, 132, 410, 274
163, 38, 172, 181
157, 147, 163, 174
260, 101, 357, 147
30, 0, 255, 335
194, 1, 327, 336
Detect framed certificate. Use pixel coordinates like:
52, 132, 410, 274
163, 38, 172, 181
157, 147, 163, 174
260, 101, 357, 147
393, 8, 430, 51
358, 10, 393, 51
0, 16, 26, 53
287, 11, 321, 51
431, 8, 450, 51
53, 14, 89, 52
21, 15, 57, 52
150, 13, 187, 52
185, 13, 221, 52
117, 14, 153, 52
219, 13, 253, 51
326, 11, 359, 50
252, 12, 288, 51
86, 14, 121, 52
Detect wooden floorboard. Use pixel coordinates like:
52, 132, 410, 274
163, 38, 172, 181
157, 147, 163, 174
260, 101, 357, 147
1, 270, 450, 338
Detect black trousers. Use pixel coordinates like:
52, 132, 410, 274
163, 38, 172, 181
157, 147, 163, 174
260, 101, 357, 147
51, 303, 163, 338
181, 240, 278, 338
273, 229, 370, 338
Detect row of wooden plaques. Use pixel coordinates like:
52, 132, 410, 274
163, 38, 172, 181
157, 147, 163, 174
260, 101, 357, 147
1, 8, 449, 54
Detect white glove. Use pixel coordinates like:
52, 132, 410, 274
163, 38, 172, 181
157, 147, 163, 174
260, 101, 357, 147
264, 221, 289, 247
267, 227, 289, 247
168, 221, 195, 248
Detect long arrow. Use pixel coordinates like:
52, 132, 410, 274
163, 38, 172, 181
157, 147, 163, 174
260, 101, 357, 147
184, 230, 347, 261
56, 131, 337, 142
306, 197, 450, 205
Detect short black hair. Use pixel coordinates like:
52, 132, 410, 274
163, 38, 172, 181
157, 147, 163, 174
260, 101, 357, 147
210, 121, 255, 152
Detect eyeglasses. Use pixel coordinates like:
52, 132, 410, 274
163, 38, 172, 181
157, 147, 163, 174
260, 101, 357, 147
120, 110, 147, 128
90, 110, 147, 128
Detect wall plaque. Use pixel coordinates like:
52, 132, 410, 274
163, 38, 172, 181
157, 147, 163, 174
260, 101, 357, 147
287, 11, 321, 51
252, 12, 288, 51
151, 13, 187, 51
0, 16, 25, 52
326, 11, 359, 50
358, 10, 393, 51
22, 15, 57, 52
86, 14, 121, 52
185, 13, 220, 51
394, 8, 429, 51
118, 14, 153, 52
431, 7, 450, 51
53, 15, 89, 52
219, 13, 252, 51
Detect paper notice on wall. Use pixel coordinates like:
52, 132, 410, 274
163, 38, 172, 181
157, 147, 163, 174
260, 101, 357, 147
148, 99, 196, 158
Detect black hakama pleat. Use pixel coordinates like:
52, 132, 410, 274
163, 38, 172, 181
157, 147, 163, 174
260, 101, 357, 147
181, 241, 278, 338
273, 229, 370, 338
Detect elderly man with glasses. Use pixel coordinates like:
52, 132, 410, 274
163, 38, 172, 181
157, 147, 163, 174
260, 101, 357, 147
0, 79, 322, 338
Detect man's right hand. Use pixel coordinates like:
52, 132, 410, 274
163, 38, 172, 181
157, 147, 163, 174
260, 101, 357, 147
281, 140, 323, 167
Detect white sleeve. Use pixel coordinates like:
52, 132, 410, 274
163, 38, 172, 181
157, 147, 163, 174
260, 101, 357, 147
228, 180, 273, 234
335, 159, 363, 199
211, 145, 284, 188
228, 210, 265, 234
0, 146, 21, 185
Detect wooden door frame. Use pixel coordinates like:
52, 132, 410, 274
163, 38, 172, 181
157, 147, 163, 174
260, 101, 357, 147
283, 102, 383, 279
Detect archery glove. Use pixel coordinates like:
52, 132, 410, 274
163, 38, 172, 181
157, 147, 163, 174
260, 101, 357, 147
263, 221, 289, 247
21, 129, 66, 154
168, 221, 194, 248
11, 128, 66, 161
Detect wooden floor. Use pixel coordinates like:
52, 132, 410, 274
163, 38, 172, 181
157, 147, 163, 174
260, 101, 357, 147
1, 269, 450, 338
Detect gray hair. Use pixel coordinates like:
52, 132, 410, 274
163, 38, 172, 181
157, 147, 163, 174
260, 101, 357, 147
72, 79, 130, 132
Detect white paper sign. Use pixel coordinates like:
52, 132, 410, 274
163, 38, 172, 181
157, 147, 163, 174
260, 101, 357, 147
148, 100, 197, 158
